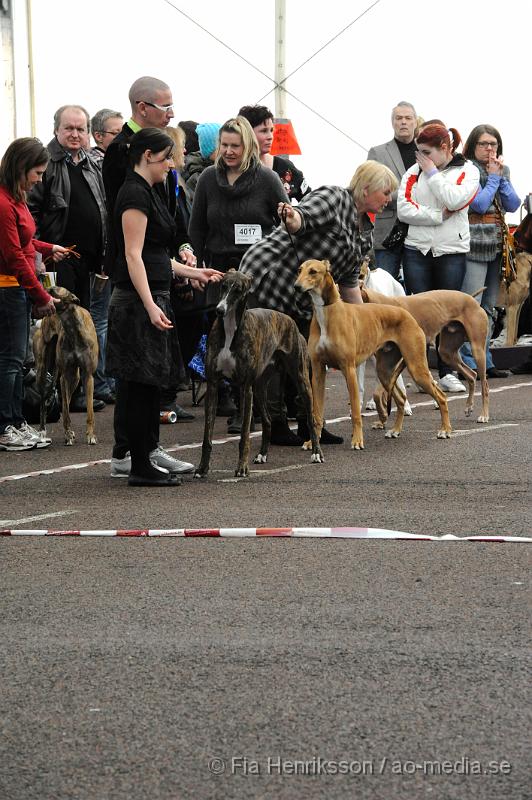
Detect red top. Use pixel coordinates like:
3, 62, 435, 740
0, 184, 53, 305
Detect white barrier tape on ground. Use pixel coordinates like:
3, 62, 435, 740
1, 527, 530, 541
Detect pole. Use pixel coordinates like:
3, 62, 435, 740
25, 0, 36, 135
274, 0, 286, 119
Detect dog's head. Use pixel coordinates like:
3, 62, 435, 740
49, 285, 80, 311
216, 269, 251, 318
295, 259, 332, 294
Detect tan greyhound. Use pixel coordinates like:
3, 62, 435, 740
295, 259, 452, 449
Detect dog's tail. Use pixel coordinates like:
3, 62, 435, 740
387, 357, 405, 415
470, 286, 486, 298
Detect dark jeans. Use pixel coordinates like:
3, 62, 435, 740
374, 247, 403, 281
403, 247, 466, 377
90, 274, 114, 395
0, 287, 30, 433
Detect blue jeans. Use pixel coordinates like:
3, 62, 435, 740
90, 274, 113, 395
459, 256, 500, 370
403, 247, 466, 377
374, 247, 403, 281
0, 287, 30, 433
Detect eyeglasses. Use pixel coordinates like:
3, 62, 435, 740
97, 130, 120, 137
136, 100, 174, 112
477, 141, 498, 149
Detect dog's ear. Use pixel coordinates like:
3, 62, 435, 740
360, 286, 369, 302
227, 268, 236, 274
71, 293, 80, 305
323, 260, 331, 272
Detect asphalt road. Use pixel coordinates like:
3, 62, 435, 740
1, 368, 531, 799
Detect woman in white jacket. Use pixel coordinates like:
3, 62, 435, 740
397, 123, 479, 392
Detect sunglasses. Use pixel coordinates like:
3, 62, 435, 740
136, 100, 174, 112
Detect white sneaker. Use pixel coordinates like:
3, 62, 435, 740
516, 334, 532, 347
18, 421, 51, 449
490, 332, 507, 348
437, 373, 466, 393
0, 425, 35, 451
149, 447, 194, 474
110, 453, 131, 478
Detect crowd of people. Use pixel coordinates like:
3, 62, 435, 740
1, 81, 530, 483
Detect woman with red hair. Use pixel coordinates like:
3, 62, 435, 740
397, 124, 480, 392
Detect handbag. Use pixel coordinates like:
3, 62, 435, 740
494, 198, 518, 287
382, 219, 408, 251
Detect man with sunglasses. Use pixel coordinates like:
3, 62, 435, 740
103, 76, 196, 478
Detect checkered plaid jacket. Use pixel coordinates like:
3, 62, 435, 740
239, 185, 373, 319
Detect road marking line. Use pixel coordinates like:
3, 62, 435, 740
0, 382, 529, 484
219, 464, 305, 482
450, 423, 519, 437
0, 509, 78, 526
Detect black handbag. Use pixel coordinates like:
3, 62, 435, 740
382, 220, 408, 251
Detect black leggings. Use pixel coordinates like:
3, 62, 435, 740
113, 379, 160, 474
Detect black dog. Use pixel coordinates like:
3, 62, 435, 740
195, 270, 323, 478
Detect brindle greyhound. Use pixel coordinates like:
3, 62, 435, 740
33, 286, 98, 445
195, 270, 323, 478
295, 259, 452, 449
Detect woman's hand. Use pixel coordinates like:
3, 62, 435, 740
193, 268, 224, 290
278, 202, 301, 233
415, 151, 436, 174
179, 247, 197, 267
51, 245, 71, 262
33, 297, 59, 318
487, 153, 504, 176
147, 302, 173, 331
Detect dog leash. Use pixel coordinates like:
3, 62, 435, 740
281, 206, 301, 265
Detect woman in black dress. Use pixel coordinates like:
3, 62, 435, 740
107, 128, 222, 486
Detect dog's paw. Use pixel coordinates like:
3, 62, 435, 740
351, 441, 365, 450
87, 435, 97, 445
311, 450, 324, 463
437, 429, 452, 439
371, 421, 385, 430
477, 415, 489, 424
385, 430, 401, 439
432, 400, 439, 410
234, 465, 249, 478
365, 398, 377, 411
64, 432, 75, 446
194, 470, 207, 479
464, 406, 473, 417
301, 439, 312, 451
253, 453, 267, 464
404, 401, 413, 416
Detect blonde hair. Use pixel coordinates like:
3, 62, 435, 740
215, 116, 259, 174
348, 161, 398, 204
165, 125, 186, 170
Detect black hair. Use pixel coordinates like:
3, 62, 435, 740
127, 127, 174, 166
237, 105, 274, 128
177, 120, 199, 154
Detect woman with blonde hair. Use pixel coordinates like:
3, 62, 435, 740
239, 159, 398, 445
188, 116, 289, 423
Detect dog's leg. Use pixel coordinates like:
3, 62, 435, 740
253, 376, 270, 464
467, 333, 489, 424
235, 383, 253, 477
438, 328, 478, 419
374, 347, 406, 438
303, 360, 326, 451
343, 365, 364, 450
84, 371, 97, 444
60, 367, 78, 446
404, 352, 452, 439
195, 377, 219, 478
290, 342, 323, 463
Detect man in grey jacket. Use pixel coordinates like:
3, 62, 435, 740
367, 101, 417, 279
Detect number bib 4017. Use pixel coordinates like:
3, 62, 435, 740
234, 224, 262, 245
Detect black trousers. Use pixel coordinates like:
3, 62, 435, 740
113, 379, 159, 466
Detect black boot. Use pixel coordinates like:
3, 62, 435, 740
297, 419, 344, 445
217, 383, 237, 416
270, 419, 304, 446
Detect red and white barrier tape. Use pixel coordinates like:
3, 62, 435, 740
0, 527, 530, 541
